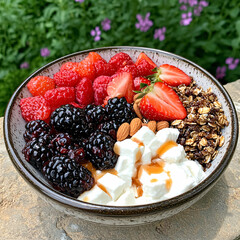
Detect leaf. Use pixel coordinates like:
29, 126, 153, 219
236, 20, 240, 36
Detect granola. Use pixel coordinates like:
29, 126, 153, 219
171, 81, 229, 169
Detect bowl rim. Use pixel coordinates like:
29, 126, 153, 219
4, 46, 239, 216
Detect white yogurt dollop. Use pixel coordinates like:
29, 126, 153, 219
78, 127, 205, 205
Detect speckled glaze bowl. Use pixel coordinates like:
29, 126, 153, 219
4, 47, 238, 226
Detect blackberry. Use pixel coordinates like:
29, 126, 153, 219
48, 133, 72, 155
50, 104, 88, 137
43, 156, 94, 197
98, 120, 119, 140
86, 131, 118, 170
105, 97, 136, 124
85, 104, 106, 123
24, 120, 51, 142
22, 134, 53, 171
84, 104, 106, 135
49, 133, 87, 164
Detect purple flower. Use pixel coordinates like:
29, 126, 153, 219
75, 0, 84, 2
91, 26, 101, 41
180, 12, 192, 25
135, 12, 153, 32
154, 27, 166, 41
188, 0, 198, 7
199, 0, 208, 7
225, 58, 239, 70
216, 66, 226, 79
180, 5, 188, 10
101, 18, 111, 31
194, 5, 203, 16
20, 62, 29, 69
40, 48, 50, 57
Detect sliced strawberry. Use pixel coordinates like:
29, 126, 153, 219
158, 64, 191, 86
135, 53, 157, 68
139, 82, 187, 121
107, 72, 134, 103
134, 77, 151, 91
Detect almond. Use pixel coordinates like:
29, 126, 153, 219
134, 93, 141, 102
157, 121, 169, 131
134, 98, 141, 106
130, 118, 142, 136
117, 122, 130, 141
133, 103, 143, 119
147, 121, 157, 133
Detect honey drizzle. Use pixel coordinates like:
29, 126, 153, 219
83, 162, 118, 181
157, 140, 178, 157
132, 140, 177, 198
131, 137, 144, 147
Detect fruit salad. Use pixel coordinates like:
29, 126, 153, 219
20, 51, 228, 203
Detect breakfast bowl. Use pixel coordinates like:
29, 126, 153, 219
4, 46, 238, 225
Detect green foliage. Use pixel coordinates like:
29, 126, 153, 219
0, 0, 240, 116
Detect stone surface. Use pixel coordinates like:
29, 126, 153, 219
0, 81, 240, 240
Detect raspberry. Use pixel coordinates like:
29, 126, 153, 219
92, 76, 112, 105
117, 64, 139, 78
69, 102, 83, 108
108, 52, 134, 72
20, 96, 51, 122
76, 78, 94, 107
75, 59, 95, 81
27, 76, 55, 96
60, 62, 78, 72
44, 87, 75, 110
94, 60, 115, 77
133, 77, 151, 91
54, 70, 81, 87
136, 59, 156, 76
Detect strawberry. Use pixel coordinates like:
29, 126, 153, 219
107, 72, 134, 103
156, 64, 191, 86
27, 76, 55, 96
117, 64, 139, 78
133, 77, 151, 91
93, 76, 112, 105
75, 59, 96, 81
108, 52, 134, 72
76, 77, 94, 107
20, 96, 51, 122
86, 52, 104, 64
135, 52, 157, 68
139, 82, 187, 121
136, 59, 157, 76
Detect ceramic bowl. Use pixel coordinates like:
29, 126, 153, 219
4, 46, 238, 226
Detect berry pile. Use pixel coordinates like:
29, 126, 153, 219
20, 51, 195, 198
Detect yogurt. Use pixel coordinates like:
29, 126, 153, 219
78, 127, 205, 205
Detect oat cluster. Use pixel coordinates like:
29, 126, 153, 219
171, 81, 229, 169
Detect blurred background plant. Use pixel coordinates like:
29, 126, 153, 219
0, 0, 240, 116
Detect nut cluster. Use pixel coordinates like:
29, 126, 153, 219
116, 118, 169, 141
171, 81, 229, 169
